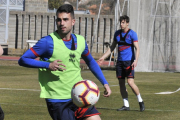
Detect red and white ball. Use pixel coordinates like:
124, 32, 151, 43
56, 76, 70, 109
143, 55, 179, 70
71, 80, 100, 108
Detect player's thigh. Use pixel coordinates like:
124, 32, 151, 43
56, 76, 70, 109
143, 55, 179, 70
118, 78, 126, 85
76, 106, 100, 120
124, 61, 134, 78
83, 115, 101, 120
116, 61, 125, 79
46, 101, 76, 120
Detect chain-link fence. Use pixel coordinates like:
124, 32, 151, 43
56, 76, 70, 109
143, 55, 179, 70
69, 0, 180, 72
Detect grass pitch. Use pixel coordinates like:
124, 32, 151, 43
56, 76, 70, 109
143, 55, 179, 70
0, 60, 180, 120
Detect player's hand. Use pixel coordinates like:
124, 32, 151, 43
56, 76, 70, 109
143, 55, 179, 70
49, 60, 66, 71
131, 60, 137, 68
103, 84, 111, 97
97, 58, 104, 66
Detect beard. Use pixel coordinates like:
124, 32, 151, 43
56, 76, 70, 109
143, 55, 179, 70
57, 25, 72, 37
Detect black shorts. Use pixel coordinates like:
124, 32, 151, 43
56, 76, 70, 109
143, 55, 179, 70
46, 100, 100, 120
116, 61, 134, 79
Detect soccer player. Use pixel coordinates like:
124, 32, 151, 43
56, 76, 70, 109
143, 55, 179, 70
0, 45, 4, 120
97, 15, 145, 112
18, 4, 111, 120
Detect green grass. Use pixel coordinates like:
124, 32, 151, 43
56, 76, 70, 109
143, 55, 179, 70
1, 60, 180, 120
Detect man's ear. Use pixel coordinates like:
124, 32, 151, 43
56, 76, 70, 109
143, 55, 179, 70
72, 19, 75, 26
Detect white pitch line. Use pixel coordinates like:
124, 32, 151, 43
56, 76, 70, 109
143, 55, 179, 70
0, 88, 40, 92
81, 70, 108, 73
0, 84, 123, 92
1, 102, 46, 107
96, 107, 180, 112
0, 85, 119, 92
98, 85, 120, 88
155, 87, 180, 94
141, 109, 180, 112
0, 85, 120, 92
98, 83, 128, 88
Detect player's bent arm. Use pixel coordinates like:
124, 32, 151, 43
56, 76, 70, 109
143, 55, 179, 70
0, 45, 3, 56
133, 41, 140, 62
99, 41, 117, 60
82, 54, 111, 97
132, 42, 140, 67
19, 37, 53, 68
18, 49, 50, 68
110, 40, 117, 52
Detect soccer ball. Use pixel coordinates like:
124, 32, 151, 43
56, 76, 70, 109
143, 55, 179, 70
71, 80, 100, 108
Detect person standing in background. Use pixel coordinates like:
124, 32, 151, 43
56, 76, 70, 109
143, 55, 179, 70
97, 15, 145, 112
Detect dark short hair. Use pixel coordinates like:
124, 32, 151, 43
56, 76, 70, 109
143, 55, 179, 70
119, 15, 129, 23
56, 4, 74, 19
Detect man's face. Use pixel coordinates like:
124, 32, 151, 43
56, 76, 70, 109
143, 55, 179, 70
120, 20, 129, 30
56, 12, 75, 35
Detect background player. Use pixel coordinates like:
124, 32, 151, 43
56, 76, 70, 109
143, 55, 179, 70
97, 15, 145, 112
19, 4, 111, 120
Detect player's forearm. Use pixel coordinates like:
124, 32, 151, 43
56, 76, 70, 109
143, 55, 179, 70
101, 48, 111, 60
18, 57, 50, 68
135, 47, 140, 62
101, 41, 117, 60
83, 54, 108, 85
133, 42, 140, 62
18, 49, 50, 69
89, 61, 108, 85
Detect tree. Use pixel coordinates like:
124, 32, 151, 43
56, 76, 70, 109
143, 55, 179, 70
48, 0, 64, 9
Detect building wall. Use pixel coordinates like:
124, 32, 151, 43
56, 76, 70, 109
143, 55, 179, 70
25, 0, 48, 12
